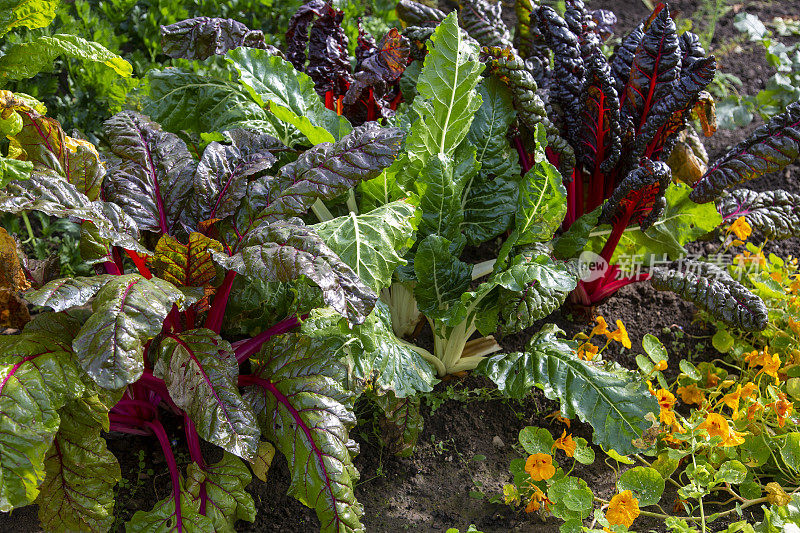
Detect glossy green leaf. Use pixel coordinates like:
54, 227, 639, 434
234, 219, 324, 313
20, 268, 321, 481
242, 333, 364, 533
126, 481, 214, 533
781, 433, 800, 471
477, 324, 659, 455
515, 146, 567, 245
413, 235, 472, 318
462, 177, 518, 245
24, 275, 116, 312
37, 396, 121, 532
314, 201, 417, 292
227, 48, 351, 145
0, 157, 32, 187
552, 207, 601, 259
74, 275, 184, 389
716, 460, 747, 484
466, 76, 519, 183
0, 331, 84, 511
155, 329, 259, 460
617, 466, 664, 506
642, 334, 667, 364
548, 476, 593, 521
185, 453, 255, 532
519, 426, 554, 455
0, 33, 131, 80
0, 0, 58, 37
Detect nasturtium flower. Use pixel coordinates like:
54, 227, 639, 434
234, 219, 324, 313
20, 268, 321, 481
654, 359, 668, 372
525, 486, 551, 513
577, 342, 599, 361
656, 389, 676, 410
740, 382, 758, 400
606, 490, 640, 528
729, 216, 752, 241
676, 383, 705, 405
647, 380, 657, 396
758, 351, 782, 383
546, 410, 571, 428
770, 394, 793, 427
525, 453, 556, 481
698, 413, 746, 446
592, 316, 609, 336
789, 318, 800, 336
608, 320, 632, 349
552, 430, 576, 457
720, 385, 744, 419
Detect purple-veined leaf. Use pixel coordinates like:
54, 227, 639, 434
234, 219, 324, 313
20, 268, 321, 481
0, 331, 84, 511
152, 233, 222, 288
161, 17, 269, 60
599, 159, 671, 231
241, 333, 364, 533
185, 453, 256, 531
73, 274, 184, 390
155, 329, 259, 460
622, 7, 681, 133
248, 122, 403, 224
690, 100, 800, 203
126, 480, 214, 533
651, 260, 768, 331
214, 221, 376, 325
305, 3, 352, 98
103, 111, 195, 235
24, 275, 117, 312
371, 390, 423, 458
717, 189, 800, 240
36, 396, 121, 533
579, 52, 621, 174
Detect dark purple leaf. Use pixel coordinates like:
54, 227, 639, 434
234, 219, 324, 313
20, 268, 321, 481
459, 0, 513, 48
396, 0, 446, 27
160, 17, 269, 61
591, 9, 617, 40
579, 53, 621, 174
599, 158, 671, 230
609, 21, 644, 93
679, 31, 706, 71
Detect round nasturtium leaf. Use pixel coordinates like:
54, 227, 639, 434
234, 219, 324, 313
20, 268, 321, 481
712, 329, 734, 353
642, 334, 667, 363
617, 466, 665, 507
519, 426, 554, 455
715, 460, 747, 484
780, 433, 800, 471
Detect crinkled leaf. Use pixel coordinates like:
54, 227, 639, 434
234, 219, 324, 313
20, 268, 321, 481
161, 17, 267, 60
466, 76, 519, 183
691, 101, 800, 203
214, 221, 376, 325
515, 138, 568, 244
476, 324, 658, 455
413, 234, 472, 318
610, 21, 644, 92
24, 275, 116, 312
0, 0, 58, 37
221, 278, 301, 337
36, 396, 121, 533
255, 122, 403, 223
314, 201, 416, 292
0, 331, 83, 511
185, 453, 255, 532
718, 189, 800, 241
579, 53, 621, 174
74, 274, 184, 389
599, 159, 671, 231
372, 390, 423, 458
650, 260, 768, 331
152, 233, 222, 287
103, 111, 195, 234
396, 0, 446, 26
227, 48, 352, 145
401, 13, 484, 179
126, 480, 214, 533
155, 329, 259, 459
459, 0, 513, 48
0, 33, 131, 80
495, 254, 577, 334
462, 177, 518, 245
302, 302, 436, 397
0, 157, 32, 186
242, 333, 364, 533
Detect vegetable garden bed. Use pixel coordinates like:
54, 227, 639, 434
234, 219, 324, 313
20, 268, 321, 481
2, 0, 800, 531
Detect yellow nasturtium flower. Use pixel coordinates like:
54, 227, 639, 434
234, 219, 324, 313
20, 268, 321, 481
606, 490, 640, 528
552, 430, 576, 457
729, 216, 752, 241
609, 320, 632, 349
676, 383, 705, 405
592, 316, 609, 336
698, 413, 746, 447
525, 453, 556, 481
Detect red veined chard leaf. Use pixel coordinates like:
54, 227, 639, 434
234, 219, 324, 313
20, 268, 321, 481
24, 275, 117, 312
717, 189, 800, 240
599, 158, 671, 231
74, 274, 185, 389
241, 333, 363, 533
679, 31, 706, 71
564, 0, 600, 61
579, 52, 621, 174
214, 221, 376, 325
126, 480, 214, 533
155, 329, 259, 460
609, 21, 643, 92
622, 7, 681, 133
160, 17, 269, 60
185, 453, 255, 531
396, 0, 446, 27
651, 260, 768, 331
103, 111, 195, 235
690, 100, 800, 203
459, 0, 513, 48
0, 330, 84, 511
36, 396, 121, 533
152, 233, 222, 288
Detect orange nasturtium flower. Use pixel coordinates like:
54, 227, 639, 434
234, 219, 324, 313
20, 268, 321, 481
653, 359, 668, 372
552, 430, 576, 457
729, 216, 752, 241
676, 383, 705, 405
525, 453, 556, 481
545, 410, 571, 428
769, 394, 794, 427
606, 490, 640, 528
577, 342, 599, 361
656, 389, 676, 410
720, 385, 745, 420
592, 316, 609, 336
525, 486, 552, 513
608, 320, 632, 349
698, 413, 745, 447
647, 380, 657, 396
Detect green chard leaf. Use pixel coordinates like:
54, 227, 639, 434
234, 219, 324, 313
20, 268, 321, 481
37, 396, 121, 533
0, 0, 58, 37
185, 453, 256, 532
717, 189, 800, 241
0, 33, 131, 81
413, 234, 472, 319
476, 324, 659, 455
24, 275, 117, 312
314, 201, 417, 292
74, 275, 184, 389
0, 157, 32, 187
466, 76, 520, 183
371, 390, 424, 458
155, 329, 259, 460
126, 480, 214, 533
227, 48, 352, 145
0, 330, 84, 511
242, 333, 364, 533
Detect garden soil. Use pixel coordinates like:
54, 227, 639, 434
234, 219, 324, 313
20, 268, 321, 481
2, 0, 799, 531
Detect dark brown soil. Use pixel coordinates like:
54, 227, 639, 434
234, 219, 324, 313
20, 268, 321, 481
2, 0, 798, 532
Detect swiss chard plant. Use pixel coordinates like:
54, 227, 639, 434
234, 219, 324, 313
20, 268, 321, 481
0, 82, 425, 531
